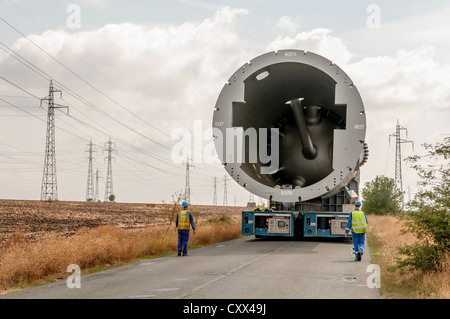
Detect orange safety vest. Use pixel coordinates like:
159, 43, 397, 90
178, 210, 191, 230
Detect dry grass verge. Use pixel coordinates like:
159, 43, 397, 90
0, 216, 241, 293
368, 214, 450, 298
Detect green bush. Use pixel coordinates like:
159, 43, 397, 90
361, 175, 403, 215
396, 137, 450, 272
206, 214, 234, 225
397, 243, 444, 272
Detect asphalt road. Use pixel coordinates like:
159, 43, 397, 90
0, 236, 380, 299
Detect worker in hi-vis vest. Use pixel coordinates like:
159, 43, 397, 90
175, 201, 196, 256
345, 200, 368, 261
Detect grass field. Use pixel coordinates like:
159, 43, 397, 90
0, 221, 242, 293
368, 214, 450, 299
0, 200, 243, 293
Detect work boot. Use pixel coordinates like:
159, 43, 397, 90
178, 251, 181, 256
357, 252, 362, 261
183, 253, 188, 256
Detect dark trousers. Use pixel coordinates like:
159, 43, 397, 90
177, 229, 190, 254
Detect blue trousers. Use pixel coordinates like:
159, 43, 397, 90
352, 233, 365, 256
177, 230, 190, 254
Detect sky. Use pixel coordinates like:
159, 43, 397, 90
0, 0, 449, 205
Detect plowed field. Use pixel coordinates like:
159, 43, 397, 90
0, 200, 244, 242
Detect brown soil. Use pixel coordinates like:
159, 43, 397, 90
0, 200, 244, 242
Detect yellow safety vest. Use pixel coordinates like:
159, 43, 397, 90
178, 210, 190, 230
351, 210, 367, 233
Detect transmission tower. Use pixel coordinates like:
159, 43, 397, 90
389, 119, 413, 191
94, 169, 102, 202
40, 79, 68, 201
183, 156, 194, 204
85, 140, 96, 201
213, 176, 217, 206
103, 138, 117, 201
223, 174, 228, 206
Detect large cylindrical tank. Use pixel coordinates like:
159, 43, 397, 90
212, 50, 367, 203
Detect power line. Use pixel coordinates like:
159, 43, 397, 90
0, 27, 222, 186
0, 75, 172, 168
0, 17, 227, 202
0, 81, 221, 201
0, 18, 170, 151
0, 25, 218, 170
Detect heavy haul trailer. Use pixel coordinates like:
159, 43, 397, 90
241, 181, 359, 238
212, 49, 368, 239
242, 211, 350, 238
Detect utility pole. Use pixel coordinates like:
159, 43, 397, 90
223, 174, 228, 206
183, 155, 194, 204
103, 138, 117, 202
389, 119, 413, 191
85, 140, 96, 202
213, 176, 217, 206
40, 79, 68, 201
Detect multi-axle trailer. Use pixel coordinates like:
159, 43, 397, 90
242, 211, 350, 238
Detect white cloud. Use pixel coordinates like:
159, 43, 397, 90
342, 4, 450, 64
347, 47, 450, 107
345, 46, 450, 194
6, 7, 250, 128
0, 6, 252, 202
273, 16, 301, 37
1, 5, 449, 203
266, 27, 353, 65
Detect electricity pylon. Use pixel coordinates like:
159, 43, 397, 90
103, 138, 117, 201
389, 119, 413, 191
223, 174, 228, 206
85, 140, 96, 201
40, 79, 68, 201
183, 156, 194, 204
213, 176, 217, 206
94, 169, 102, 202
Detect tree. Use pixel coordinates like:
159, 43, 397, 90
361, 175, 403, 215
396, 137, 450, 272
108, 194, 116, 202
161, 190, 183, 232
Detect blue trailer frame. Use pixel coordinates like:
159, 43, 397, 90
302, 212, 350, 238
241, 211, 350, 238
242, 211, 296, 237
